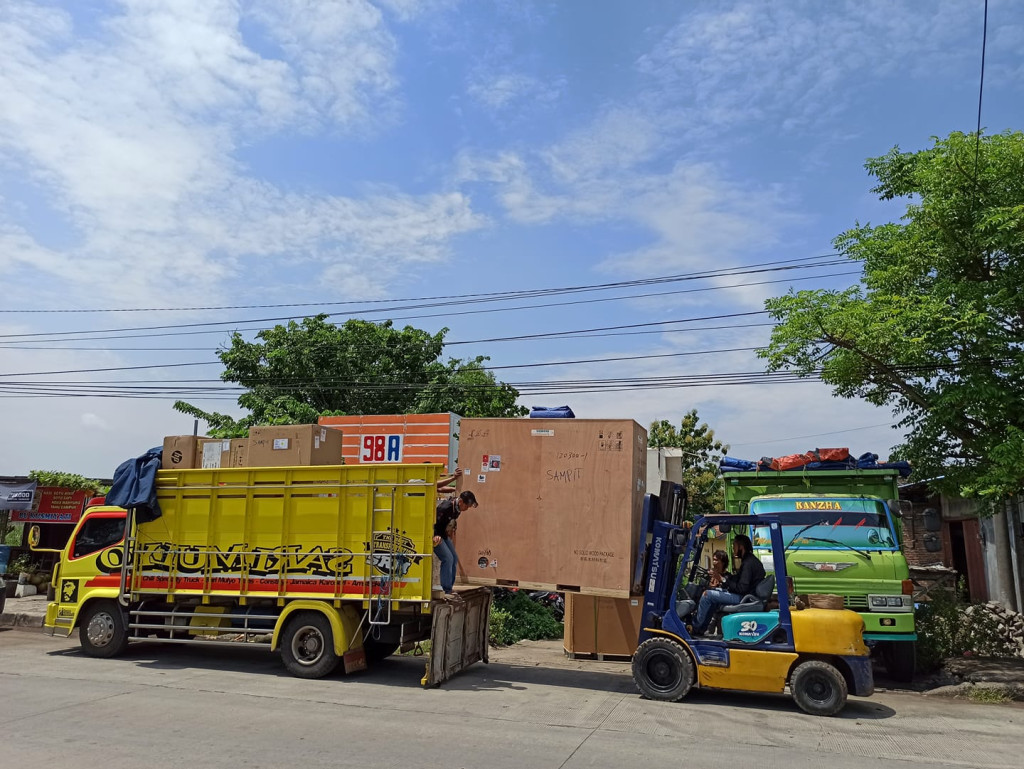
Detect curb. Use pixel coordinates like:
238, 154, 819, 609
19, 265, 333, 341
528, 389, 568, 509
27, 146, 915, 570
0, 613, 45, 630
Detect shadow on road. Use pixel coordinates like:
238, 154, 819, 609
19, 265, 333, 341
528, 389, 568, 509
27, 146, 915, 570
43, 641, 897, 718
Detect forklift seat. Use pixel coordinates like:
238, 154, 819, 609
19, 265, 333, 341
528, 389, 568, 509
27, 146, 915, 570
719, 574, 776, 616
675, 598, 697, 620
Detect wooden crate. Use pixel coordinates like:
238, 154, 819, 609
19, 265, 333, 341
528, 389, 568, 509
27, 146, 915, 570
564, 594, 644, 658
454, 418, 647, 597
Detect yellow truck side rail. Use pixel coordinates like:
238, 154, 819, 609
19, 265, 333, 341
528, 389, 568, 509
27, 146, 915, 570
124, 464, 439, 606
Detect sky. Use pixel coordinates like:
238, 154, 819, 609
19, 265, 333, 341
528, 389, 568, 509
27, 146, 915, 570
0, 0, 1022, 479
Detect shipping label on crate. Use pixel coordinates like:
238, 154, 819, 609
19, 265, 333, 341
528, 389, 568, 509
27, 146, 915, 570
360, 434, 404, 463
481, 454, 501, 472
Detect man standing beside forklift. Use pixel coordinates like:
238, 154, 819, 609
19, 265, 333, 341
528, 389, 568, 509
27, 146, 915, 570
691, 534, 765, 635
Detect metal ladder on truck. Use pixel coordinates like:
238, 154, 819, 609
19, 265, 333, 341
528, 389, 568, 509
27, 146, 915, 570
367, 486, 397, 626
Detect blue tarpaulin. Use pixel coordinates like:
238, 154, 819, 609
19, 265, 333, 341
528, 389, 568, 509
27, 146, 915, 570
720, 450, 911, 478
105, 447, 163, 522
529, 405, 575, 418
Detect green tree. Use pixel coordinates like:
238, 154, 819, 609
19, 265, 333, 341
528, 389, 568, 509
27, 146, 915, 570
175, 315, 526, 436
649, 409, 729, 517
759, 131, 1024, 505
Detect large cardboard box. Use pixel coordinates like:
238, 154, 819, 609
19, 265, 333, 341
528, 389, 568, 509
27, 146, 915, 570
455, 418, 647, 596
247, 425, 344, 467
162, 435, 201, 470
224, 438, 248, 468
564, 595, 644, 657
197, 438, 229, 469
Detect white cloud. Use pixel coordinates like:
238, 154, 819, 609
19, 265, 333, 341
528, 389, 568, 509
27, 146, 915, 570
636, 0, 979, 133
80, 413, 110, 430
467, 71, 565, 112
0, 0, 483, 308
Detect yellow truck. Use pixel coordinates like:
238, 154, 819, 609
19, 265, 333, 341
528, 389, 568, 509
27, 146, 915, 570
32, 463, 489, 685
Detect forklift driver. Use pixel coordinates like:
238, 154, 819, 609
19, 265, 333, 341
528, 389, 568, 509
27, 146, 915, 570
691, 534, 765, 636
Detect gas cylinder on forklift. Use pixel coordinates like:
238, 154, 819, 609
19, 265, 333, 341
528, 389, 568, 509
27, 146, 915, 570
632, 511, 874, 716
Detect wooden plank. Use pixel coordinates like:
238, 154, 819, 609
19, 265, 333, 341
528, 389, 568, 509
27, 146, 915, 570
461, 576, 631, 599
454, 418, 646, 595
563, 650, 633, 662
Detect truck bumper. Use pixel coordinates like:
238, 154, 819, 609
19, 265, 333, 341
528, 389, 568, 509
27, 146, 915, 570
45, 601, 76, 637
841, 654, 875, 697
860, 611, 915, 637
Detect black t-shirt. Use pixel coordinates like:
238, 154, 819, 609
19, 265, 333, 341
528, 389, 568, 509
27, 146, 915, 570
723, 553, 766, 597
435, 498, 460, 540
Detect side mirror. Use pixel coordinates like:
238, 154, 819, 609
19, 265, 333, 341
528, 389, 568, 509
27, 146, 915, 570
28, 525, 41, 549
887, 499, 903, 518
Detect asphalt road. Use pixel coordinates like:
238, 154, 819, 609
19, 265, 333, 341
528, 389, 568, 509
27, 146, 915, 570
1, 629, 1021, 769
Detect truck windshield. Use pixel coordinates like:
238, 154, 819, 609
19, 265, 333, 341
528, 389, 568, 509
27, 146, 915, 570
749, 498, 897, 551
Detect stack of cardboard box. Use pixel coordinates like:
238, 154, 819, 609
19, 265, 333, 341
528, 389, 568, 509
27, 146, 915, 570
161, 425, 344, 469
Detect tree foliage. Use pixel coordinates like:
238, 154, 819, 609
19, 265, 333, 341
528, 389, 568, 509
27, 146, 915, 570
648, 409, 729, 517
759, 131, 1024, 505
175, 315, 527, 436
28, 470, 108, 493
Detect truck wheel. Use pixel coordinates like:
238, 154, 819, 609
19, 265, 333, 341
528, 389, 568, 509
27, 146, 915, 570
280, 612, 340, 679
632, 637, 695, 702
790, 660, 848, 716
362, 638, 399, 664
881, 641, 916, 683
79, 600, 130, 658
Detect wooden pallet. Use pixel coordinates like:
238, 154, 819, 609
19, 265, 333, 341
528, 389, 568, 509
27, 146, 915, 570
563, 649, 634, 662
459, 576, 630, 599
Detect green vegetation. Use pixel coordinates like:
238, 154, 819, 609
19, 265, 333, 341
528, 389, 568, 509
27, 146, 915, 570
28, 471, 108, 493
649, 409, 728, 517
4, 523, 24, 547
175, 315, 526, 437
966, 687, 1014, 704
915, 580, 1016, 671
760, 131, 1024, 506
489, 591, 562, 646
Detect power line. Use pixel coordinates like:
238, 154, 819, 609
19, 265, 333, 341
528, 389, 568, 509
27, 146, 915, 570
728, 421, 898, 447
973, 0, 989, 185
0, 254, 841, 314
0, 322, 778, 352
0, 264, 854, 340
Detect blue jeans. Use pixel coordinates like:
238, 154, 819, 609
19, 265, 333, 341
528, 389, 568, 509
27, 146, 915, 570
434, 538, 458, 593
693, 589, 742, 634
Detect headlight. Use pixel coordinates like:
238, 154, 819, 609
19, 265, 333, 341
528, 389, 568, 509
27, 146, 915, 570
867, 594, 912, 612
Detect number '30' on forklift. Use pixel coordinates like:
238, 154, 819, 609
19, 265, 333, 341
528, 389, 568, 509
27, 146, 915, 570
631, 492, 874, 717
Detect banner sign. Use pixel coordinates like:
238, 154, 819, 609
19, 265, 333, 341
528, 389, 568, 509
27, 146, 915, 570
0, 480, 37, 511
360, 434, 404, 463
10, 486, 89, 523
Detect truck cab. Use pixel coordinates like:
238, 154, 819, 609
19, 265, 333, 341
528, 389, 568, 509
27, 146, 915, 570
721, 470, 917, 682
632, 508, 874, 716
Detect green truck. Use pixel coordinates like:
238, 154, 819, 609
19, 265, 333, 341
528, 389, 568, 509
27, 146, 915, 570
721, 469, 916, 681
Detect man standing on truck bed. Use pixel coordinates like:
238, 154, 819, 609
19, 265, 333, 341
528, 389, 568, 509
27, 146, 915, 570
692, 534, 765, 635
434, 491, 478, 596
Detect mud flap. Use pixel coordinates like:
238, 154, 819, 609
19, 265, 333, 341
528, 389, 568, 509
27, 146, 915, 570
421, 587, 492, 687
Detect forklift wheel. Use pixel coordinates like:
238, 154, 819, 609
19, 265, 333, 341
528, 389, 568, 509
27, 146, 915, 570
790, 660, 848, 716
632, 637, 695, 702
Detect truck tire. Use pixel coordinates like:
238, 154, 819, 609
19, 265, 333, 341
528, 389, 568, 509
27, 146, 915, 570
881, 641, 916, 683
280, 612, 340, 679
790, 660, 848, 716
632, 637, 695, 702
79, 600, 130, 658
362, 638, 400, 664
